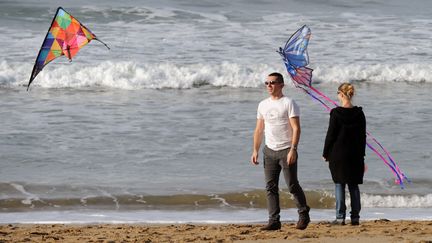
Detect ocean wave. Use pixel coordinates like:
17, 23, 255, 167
1, 182, 431, 212
313, 64, 431, 83
79, 5, 229, 24
1, 61, 431, 90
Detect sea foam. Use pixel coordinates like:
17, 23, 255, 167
1, 61, 431, 90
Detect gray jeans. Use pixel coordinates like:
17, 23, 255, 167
263, 146, 309, 222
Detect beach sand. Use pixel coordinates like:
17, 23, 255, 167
0, 220, 431, 242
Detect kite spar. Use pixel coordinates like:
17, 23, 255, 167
278, 25, 410, 188
27, 7, 110, 90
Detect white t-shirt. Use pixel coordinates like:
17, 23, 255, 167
257, 96, 300, 151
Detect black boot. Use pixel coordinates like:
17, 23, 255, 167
296, 216, 310, 230
351, 218, 359, 226
296, 207, 310, 230
260, 221, 281, 231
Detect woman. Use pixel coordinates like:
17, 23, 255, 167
322, 83, 366, 226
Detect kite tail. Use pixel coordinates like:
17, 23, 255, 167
296, 84, 338, 111
292, 80, 408, 187
309, 86, 339, 107
367, 131, 410, 184
308, 85, 409, 184
366, 142, 406, 188
300, 86, 332, 111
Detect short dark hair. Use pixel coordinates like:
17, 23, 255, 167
268, 72, 284, 83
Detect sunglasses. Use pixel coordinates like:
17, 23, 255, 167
264, 81, 282, 86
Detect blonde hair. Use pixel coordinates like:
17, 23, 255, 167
338, 83, 355, 100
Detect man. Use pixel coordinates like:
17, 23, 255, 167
251, 72, 310, 230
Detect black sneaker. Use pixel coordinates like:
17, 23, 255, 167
260, 221, 281, 231
330, 219, 346, 225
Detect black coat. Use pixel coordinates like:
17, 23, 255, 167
323, 106, 366, 184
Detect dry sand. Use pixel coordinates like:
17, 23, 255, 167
0, 220, 431, 242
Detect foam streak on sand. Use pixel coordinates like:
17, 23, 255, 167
9, 183, 42, 206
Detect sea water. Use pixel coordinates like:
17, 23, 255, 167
0, 0, 431, 223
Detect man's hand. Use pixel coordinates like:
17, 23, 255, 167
288, 116, 300, 166
252, 119, 264, 166
251, 151, 259, 165
287, 149, 297, 165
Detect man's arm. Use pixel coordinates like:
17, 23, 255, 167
251, 119, 264, 165
287, 116, 300, 165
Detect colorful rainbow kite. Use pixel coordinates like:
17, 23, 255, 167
278, 25, 410, 188
27, 7, 109, 90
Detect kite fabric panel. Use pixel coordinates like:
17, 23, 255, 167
27, 7, 109, 90
278, 25, 313, 87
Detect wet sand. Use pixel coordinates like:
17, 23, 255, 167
0, 220, 431, 242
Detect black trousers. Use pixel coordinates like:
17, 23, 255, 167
263, 146, 309, 222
